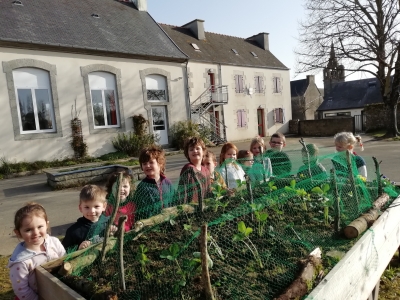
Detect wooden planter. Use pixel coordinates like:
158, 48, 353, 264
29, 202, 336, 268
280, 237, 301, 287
37, 196, 400, 300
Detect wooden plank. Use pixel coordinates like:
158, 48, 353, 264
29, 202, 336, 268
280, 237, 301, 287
36, 266, 86, 300
307, 196, 400, 300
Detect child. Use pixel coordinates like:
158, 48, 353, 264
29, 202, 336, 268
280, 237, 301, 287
218, 142, 246, 189
105, 170, 135, 232
62, 185, 113, 252
8, 203, 66, 300
332, 132, 367, 178
297, 144, 327, 179
203, 150, 227, 189
133, 146, 174, 221
265, 132, 292, 176
249, 136, 273, 180
178, 136, 211, 203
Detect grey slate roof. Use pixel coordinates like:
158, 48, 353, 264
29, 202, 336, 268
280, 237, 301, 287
290, 79, 308, 97
317, 77, 383, 111
160, 24, 288, 69
0, 0, 187, 61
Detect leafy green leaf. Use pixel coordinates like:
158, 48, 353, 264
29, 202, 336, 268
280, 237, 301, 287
311, 187, 323, 194
290, 179, 296, 188
238, 221, 246, 233
244, 227, 253, 236
322, 183, 330, 193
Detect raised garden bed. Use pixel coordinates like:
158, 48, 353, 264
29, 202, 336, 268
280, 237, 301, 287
44, 164, 144, 189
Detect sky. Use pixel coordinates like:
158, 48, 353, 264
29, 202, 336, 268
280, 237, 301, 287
147, 0, 371, 88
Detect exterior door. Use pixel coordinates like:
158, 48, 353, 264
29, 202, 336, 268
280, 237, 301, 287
151, 106, 168, 145
257, 108, 265, 137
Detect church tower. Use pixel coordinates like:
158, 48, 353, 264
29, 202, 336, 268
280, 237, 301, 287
323, 43, 345, 96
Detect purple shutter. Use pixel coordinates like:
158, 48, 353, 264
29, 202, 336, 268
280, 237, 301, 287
241, 110, 247, 126
237, 110, 241, 126
239, 76, 244, 93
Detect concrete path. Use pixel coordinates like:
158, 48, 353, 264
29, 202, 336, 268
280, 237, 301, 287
0, 134, 398, 255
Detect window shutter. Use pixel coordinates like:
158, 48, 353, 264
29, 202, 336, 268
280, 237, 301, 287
236, 110, 241, 127
239, 76, 244, 93
241, 110, 247, 126
260, 77, 264, 93
273, 108, 277, 122
277, 77, 282, 93
235, 75, 238, 93
254, 77, 258, 93
282, 108, 285, 123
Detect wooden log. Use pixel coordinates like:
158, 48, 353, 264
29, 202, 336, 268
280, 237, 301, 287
275, 248, 322, 300
58, 238, 117, 276
200, 224, 215, 300
343, 193, 389, 239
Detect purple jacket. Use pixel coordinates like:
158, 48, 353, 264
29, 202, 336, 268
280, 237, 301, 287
8, 235, 65, 300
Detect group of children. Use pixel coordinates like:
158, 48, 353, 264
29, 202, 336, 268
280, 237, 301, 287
8, 131, 365, 300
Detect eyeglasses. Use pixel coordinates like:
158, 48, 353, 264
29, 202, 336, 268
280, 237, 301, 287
270, 141, 283, 145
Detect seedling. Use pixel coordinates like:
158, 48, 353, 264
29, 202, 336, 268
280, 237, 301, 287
136, 244, 152, 280
250, 203, 269, 237
233, 221, 263, 268
311, 183, 331, 225
285, 179, 310, 211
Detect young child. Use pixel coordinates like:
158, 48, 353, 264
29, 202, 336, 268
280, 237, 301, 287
8, 203, 66, 300
249, 136, 273, 180
62, 185, 112, 252
133, 146, 174, 221
105, 170, 135, 232
203, 150, 227, 189
218, 142, 246, 189
178, 136, 211, 203
297, 143, 327, 179
332, 132, 367, 178
265, 132, 292, 176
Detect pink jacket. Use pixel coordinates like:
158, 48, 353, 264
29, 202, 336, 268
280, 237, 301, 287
8, 235, 65, 300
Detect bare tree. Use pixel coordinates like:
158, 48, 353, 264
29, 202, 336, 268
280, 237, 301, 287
296, 0, 400, 136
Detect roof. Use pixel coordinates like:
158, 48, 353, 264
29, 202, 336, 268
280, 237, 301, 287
0, 0, 187, 61
317, 77, 383, 111
290, 78, 308, 97
160, 24, 288, 69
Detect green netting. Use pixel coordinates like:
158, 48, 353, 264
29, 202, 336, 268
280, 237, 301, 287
59, 145, 399, 300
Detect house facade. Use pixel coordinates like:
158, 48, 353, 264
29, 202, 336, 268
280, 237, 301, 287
0, 0, 188, 162
160, 20, 291, 143
290, 75, 322, 120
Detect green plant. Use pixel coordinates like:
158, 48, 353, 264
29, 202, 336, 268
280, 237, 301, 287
132, 114, 148, 136
284, 179, 310, 211
112, 131, 158, 157
311, 183, 331, 225
136, 244, 152, 280
233, 221, 263, 268
250, 203, 269, 237
98, 151, 130, 161
169, 120, 212, 149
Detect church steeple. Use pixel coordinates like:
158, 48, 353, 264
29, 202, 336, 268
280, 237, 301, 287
323, 42, 345, 97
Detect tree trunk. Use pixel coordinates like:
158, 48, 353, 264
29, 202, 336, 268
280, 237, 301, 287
384, 102, 399, 137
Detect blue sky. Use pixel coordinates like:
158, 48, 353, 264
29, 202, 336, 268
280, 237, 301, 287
148, 0, 373, 88
148, 0, 321, 86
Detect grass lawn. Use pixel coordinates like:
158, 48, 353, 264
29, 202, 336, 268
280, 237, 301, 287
0, 251, 399, 299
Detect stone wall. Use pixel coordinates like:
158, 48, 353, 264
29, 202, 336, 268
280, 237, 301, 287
289, 118, 354, 136
364, 103, 400, 132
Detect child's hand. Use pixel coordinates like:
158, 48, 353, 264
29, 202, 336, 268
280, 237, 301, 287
109, 225, 118, 236
78, 240, 91, 250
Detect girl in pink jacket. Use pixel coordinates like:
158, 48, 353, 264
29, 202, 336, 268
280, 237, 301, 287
8, 203, 65, 300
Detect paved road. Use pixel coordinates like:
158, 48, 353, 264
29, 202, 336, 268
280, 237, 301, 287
0, 135, 398, 255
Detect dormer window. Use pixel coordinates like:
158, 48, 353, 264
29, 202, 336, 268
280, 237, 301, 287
191, 43, 200, 51
251, 51, 258, 57
231, 49, 239, 55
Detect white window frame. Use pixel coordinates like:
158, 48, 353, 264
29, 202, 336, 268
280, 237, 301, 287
13, 68, 56, 134
145, 75, 168, 102
88, 72, 120, 129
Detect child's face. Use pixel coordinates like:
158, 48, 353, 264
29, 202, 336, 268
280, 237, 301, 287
269, 137, 285, 151
79, 200, 106, 222
224, 148, 237, 161
113, 179, 131, 201
242, 154, 254, 166
188, 144, 204, 162
15, 215, 49, 250
251, 143, 262, 156
142, 158, 161, 179
203, 157, 216, 174
335, 142, 352, 152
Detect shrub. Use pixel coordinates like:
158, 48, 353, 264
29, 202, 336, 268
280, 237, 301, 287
112, 132, 159, 157
98, 151, 130, 161
169, 120, 212, 149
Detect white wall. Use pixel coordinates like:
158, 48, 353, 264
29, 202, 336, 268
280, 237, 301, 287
0, 47, 187, 162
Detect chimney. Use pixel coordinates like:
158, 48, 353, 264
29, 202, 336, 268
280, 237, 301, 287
247, 32, 269, 51
132, 0, 147, 11
181, 19, 206, 40
307, 75, 315, 84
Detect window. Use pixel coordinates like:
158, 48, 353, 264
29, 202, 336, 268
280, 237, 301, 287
191, 43, 200, 51
251, 51, 258, 57
88, 72, 120, 128
146, 75, 168, 101
254, 76, 264, 93
273, 76, 282, 93
274, 108, 285, 123
231, 49, 239, 55
325, 112, 351, 118
236, 109, 247, 128
234, 75, 244, 93
13, 68, 56, 134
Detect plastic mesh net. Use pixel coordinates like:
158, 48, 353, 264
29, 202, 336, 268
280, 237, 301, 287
58, 146, 399, 300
